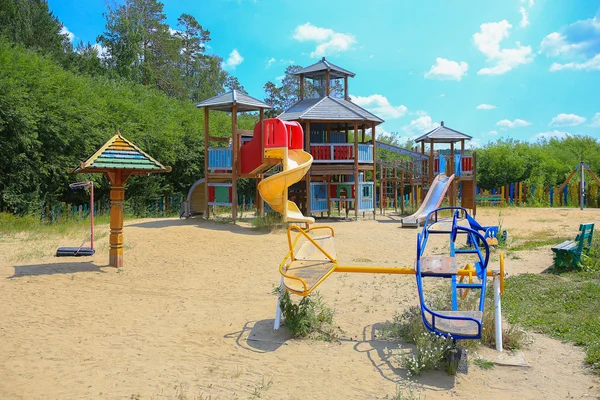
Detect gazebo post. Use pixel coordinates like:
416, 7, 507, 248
372, 121, 377, 220
204, 107, 210, 218
354, 121, 359, 219
257, 108, 265, 217
305, 120, 311, 216
107, 170, 132, 268
450, 141, 456, 206
231, 103, 238, 222
429, 139, 434, 185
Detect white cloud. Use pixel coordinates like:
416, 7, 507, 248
91, 43, 108, 59
440, 93, 445, 97
549, 113, 586, 127
473, 20, 534, 75
521, 0, 534, 6
292, 22, 356, 58
540, 13, 600, 72
590, 112, 600, 127
266, 57, 276, 68
497, 119, 531, 128
476, 104, 497, 110
350, 94, 407, 120
402, 115, 439, 136
550, 54, 600, 72
534, 130, 570, 140
275, 75, 285, 82
424, 58, 468, 81
487, 130, 499, 135
222, 49, 243, 70
60, 26, 75, 42
520, 7, 530, 28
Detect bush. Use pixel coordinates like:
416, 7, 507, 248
279, 290, 342, 341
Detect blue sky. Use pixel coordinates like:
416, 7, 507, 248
49, 0, 600, 147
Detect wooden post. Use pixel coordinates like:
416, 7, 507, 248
429, 139, 434, 185
305, 121, 311, 216
108, 171, 128, 268
299, 74, 305, 100
204, 107, 210, 218
372, 121, 376, 219
393, 166, 398, 210
361, 126, 365, 143
354, 122, 359, 219
257, 108, 265, 216
420, 141, 425, 192
326, 123, 330, 143
326, 176, 331, 217
231, 103, 238, 222
400, 170, 405, 214
473, 151, 477, 216
450, 141, 455, 206
325, 70, 330, 96
344, 76, 348, 100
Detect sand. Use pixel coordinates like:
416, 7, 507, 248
1, 207, 599, 399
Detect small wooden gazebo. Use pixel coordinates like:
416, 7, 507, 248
71, 132, 171, 267
414, 121, 475, 211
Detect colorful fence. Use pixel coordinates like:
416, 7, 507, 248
477, 181, 600, 207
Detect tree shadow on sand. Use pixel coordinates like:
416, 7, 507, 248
8, 261, 106, 278
127, 217, 271, 236
352, 323, 455, 391
224, 319, 290, 353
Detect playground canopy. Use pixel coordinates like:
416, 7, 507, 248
414, 123, 472, 144
70, 132, 171, 268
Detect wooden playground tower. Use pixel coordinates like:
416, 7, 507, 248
378, 122, 477, 215
278, 57, 383, 219
185, 90, 272, 222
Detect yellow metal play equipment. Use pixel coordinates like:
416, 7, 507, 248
275, 219, 507, 349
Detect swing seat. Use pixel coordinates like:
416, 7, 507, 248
425, 310, 483, 337
283, 260, 336, 294
419, 256, 457, 276
283, 234, 337, 295
56, 247, 95, 257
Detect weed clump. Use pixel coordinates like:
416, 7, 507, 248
279, 290, 342, 341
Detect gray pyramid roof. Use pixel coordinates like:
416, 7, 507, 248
414, 122, 472, 144
195, 90, 271, 112
293, 57, 355, 79
278, 96, 383, 124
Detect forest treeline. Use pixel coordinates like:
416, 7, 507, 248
1, 0, 599, 216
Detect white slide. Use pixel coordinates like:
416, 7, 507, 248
401, 174, 455, 227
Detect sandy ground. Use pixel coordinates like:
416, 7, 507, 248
1, 207, 600, 399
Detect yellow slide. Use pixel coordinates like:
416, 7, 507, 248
258, 148, 315, 224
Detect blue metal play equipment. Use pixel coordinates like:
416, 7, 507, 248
415, 207, 491, 340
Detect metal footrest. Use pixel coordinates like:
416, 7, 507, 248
420, 256, 457, 276
426, 310, 483, 337
283, 260, 336, 295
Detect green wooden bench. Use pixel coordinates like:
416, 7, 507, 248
551, 223, 595, 268
476, 194, 504, 206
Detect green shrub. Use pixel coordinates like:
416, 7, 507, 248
279, 290, 342, 341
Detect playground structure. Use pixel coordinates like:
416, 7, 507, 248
56, 181, 95, 257
69, 132, 171, 267
378, 122, 477, 224
400, 173, 455, 227
274, 206, 506, 348
185, 59, 480, 223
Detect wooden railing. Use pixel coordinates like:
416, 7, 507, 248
310, 143, 373, 163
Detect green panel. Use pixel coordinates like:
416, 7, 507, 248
336, 184, 351, 197
215, 186, 230, 203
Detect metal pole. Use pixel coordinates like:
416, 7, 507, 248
494, 272, 503, 352
90, 182, 94, 251
580, 163, 585, 210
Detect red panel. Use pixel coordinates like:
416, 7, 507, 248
434, 158, 440, 174
208, 186, 215, 202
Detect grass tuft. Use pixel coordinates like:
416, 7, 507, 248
279, 290, 343, 341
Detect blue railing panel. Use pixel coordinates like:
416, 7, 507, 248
310, 182, 328, 212
357, 144, 374, 163
208, 148, 232, 170
358, 182, 374, 211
